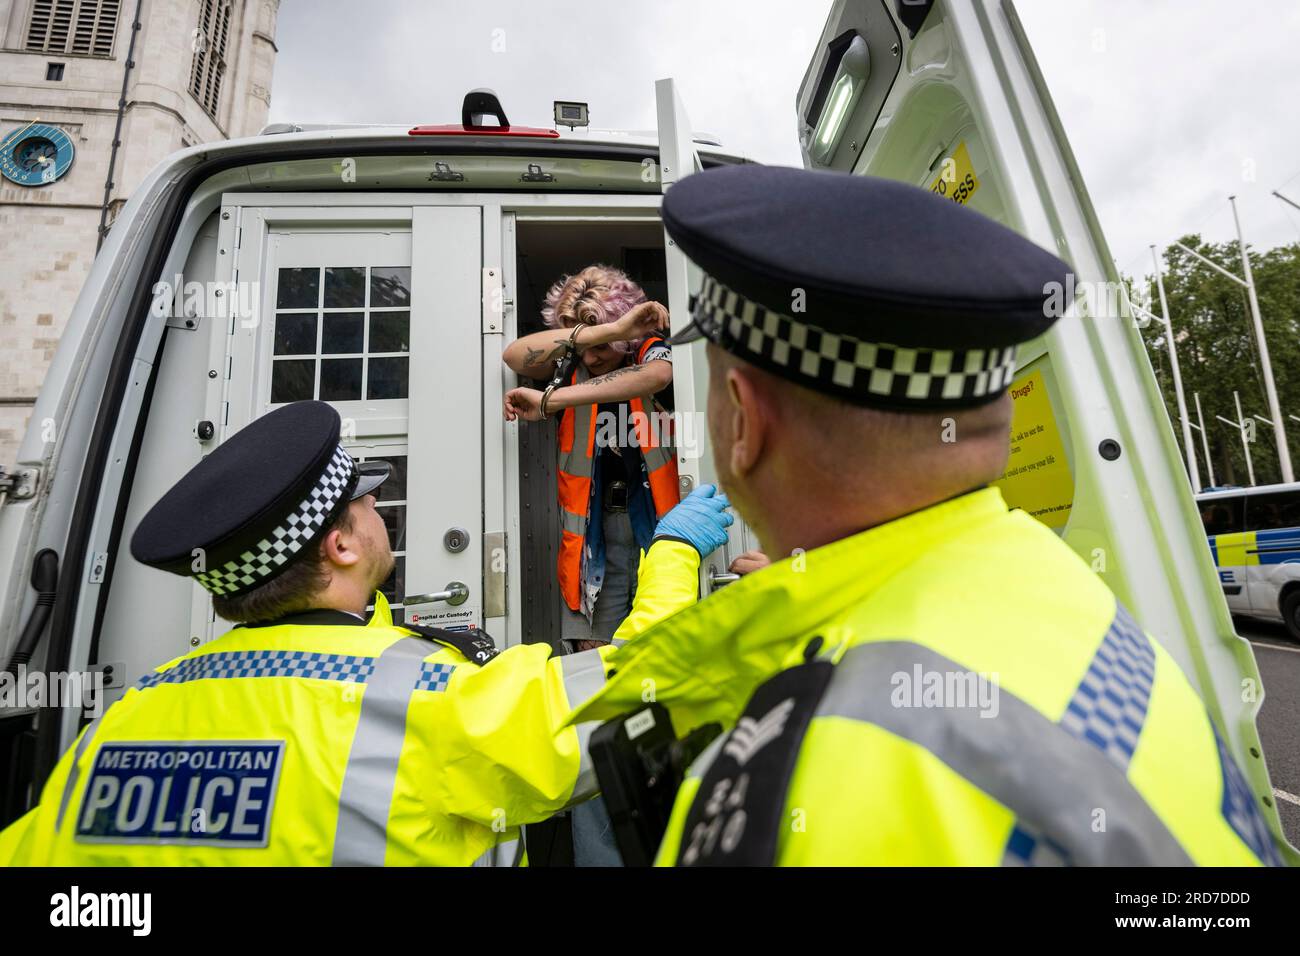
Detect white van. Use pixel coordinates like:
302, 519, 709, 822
1196, 483, 1300, 640
1, 0, 1293, 857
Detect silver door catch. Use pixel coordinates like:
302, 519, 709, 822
708, 567, 741, 588
403, 581, 470, 607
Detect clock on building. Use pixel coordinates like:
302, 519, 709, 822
0, 122, 75, 187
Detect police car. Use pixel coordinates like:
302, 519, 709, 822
0, 0, 1291, 858
1197, 482, 1300, 641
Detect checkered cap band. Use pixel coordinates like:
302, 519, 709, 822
195, 445, 356, 597
689, 274, 1018, 405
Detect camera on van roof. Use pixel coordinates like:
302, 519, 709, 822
554, 101, 589, 129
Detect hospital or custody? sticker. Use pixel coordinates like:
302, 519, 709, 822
75, 741, 285, 847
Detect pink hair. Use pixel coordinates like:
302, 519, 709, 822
540, 264, 647, 355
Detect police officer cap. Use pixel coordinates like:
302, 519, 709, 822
663, 165, 1072, 409
131, 401, 388, 597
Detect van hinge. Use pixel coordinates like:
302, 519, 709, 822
482, 267, 505, 334
483, 531, 506, 618
0, 465, 39, 500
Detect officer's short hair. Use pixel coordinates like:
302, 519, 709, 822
211, 506, 355, 624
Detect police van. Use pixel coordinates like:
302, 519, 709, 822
1, 0, 1293, 858
1196, 483, 1300, 641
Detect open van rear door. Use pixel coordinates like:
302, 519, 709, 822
656, 78, 759, 593
796, 0, 1293, 856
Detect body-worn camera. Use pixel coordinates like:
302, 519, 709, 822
589, 703, 721, 866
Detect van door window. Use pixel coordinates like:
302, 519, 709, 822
1199, 497, 1244, 537
1243, 491, 1300, 534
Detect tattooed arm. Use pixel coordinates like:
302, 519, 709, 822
501, 325, 619, 379
501, 302, 671, 378
503, 360, 673, 422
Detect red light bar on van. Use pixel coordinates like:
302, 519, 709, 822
408, 124, 560, 138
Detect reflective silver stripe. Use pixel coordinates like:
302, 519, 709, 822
642, 443, 673, 470
816, 641, 1193, 866
560, 508, 587, 536
560, 650, 609, 803
560, 648, 608, 708
332, 638, 431, 866
55, 713, 105, 832
570, 720, 600, 802
558, 392, 596, 478
684, 729, 728, 782
472, 835, 522, 867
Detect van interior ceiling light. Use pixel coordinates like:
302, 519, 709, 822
554, 101, 589, 129
809, 34, 870, 165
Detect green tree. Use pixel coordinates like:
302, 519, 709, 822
1137, 236, 1300, 488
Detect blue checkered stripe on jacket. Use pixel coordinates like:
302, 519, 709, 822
136, 649, 376, 689
1213, 726, 1283, 866
1004, 602, 1155, 865
414, 662, 455, 693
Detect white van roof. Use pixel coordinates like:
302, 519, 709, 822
1195, 482, 1300, 500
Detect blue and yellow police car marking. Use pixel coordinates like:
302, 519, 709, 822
1250, 527, 1300, 564
75, 740, 285, 847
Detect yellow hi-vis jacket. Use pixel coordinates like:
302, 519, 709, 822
569, 488, 1290, 866
0, 540, 701, 866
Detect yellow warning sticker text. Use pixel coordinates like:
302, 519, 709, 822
928, 141, 980, 205
993, 370, 1074, 529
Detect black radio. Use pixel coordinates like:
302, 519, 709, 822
588, 703, 721, 867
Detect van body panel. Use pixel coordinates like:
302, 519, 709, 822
802, 0, 1293, 855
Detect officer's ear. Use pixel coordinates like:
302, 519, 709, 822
724, 364, 769, 479
319, 507, 363, 570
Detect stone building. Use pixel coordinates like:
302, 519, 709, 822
0, 0, 279, 463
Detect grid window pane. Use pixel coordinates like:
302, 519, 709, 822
371, 267, 411, 307
276, 268, 319, 308
320, 358, 363, 401
324, 267, 366, 308
367, 357, 409, 400
369, 312, 410, 353
274, 313, 317, 355
271, 359, 315, 403
370, 455, 408, 502
322, 312, 364, 354
378, 506, 406, 553
380, 555, 406, 605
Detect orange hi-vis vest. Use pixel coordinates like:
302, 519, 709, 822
556, 337, 680, 612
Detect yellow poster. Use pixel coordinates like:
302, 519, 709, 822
993, 370, 1074, 529
928, 141, 980, 205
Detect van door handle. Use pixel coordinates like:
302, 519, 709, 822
708, 567, 741, 589
403, 581, 469, 606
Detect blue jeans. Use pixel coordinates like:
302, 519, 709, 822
564, 506, 635, 866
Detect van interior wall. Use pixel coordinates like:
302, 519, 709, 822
512, 220, 667, 651
94, 211, 223, 706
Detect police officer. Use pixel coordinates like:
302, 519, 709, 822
0, 400, 730, 866
567, 165, 1287, 866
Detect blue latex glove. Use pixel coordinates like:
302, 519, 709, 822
653, 484, 734, 558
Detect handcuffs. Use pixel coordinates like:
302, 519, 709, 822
539, 322, 586, 421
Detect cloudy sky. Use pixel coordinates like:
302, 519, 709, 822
268, 0, 1300, 282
